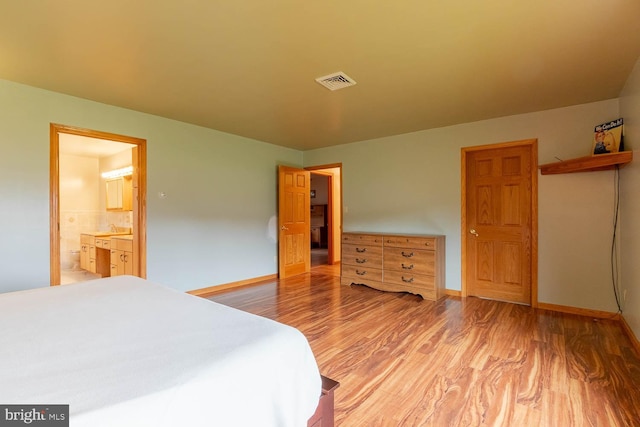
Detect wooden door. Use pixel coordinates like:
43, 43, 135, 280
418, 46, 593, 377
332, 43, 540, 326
325, 174, 334, 264
463, 140, 537, 305
278, 165, 311, 278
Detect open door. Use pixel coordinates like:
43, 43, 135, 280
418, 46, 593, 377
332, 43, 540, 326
278, 165, 311, 278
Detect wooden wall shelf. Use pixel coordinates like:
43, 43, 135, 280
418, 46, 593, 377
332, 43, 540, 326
539, 151, 633, 175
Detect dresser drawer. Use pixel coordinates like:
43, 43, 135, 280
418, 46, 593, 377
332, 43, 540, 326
383, 248, 435, 275
342, 233, 383, 246
383, 270, 435, 290
342, 243, 383, 265
383, 235, 437, 250
342, 252, 382, 268
342, 265, 383, 283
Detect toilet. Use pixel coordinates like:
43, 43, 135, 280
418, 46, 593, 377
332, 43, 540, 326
62, 250, 81, 271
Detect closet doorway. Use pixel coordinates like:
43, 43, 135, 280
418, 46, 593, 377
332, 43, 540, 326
461, 139, 537, 306
49, 124, 147, 286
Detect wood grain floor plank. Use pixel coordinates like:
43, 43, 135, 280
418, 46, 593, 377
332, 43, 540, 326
207, 267, 640, 426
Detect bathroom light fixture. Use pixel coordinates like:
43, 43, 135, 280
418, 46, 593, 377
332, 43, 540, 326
101, 166, 133, 179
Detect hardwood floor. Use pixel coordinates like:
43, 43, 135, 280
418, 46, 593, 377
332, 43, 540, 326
207, 266, 640, 426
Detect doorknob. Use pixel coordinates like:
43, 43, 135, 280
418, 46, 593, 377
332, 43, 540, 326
281, 225, 289, 231
470, 229, 479, 237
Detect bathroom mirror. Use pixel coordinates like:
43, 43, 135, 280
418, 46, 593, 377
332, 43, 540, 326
106, 177, 133, 211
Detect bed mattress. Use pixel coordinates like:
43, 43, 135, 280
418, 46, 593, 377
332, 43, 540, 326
0, 276, 321, 426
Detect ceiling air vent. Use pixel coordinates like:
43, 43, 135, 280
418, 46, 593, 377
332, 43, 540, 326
315, 72, 357, 91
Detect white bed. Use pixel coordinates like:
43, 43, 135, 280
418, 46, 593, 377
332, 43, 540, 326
0, 275, 322, 426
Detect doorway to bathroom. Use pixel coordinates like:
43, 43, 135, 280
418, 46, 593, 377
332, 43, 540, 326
49, 124, 147, 286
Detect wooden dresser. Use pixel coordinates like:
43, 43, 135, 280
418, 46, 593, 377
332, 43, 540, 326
341, 232, 445, 300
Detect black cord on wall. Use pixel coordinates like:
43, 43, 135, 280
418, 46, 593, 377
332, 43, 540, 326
611, 165, 623, 314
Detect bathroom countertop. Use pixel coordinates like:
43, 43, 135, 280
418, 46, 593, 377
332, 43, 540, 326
109, 234, 133, 241
82, 231, 132, 237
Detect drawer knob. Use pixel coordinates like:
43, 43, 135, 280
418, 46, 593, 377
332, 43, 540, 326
402, 263, 414, 270
356, 247, 367, 253
356, 270, 367, 276
356, 258, 367, 264
402, 276, 414, 283
401, 251, 414, 258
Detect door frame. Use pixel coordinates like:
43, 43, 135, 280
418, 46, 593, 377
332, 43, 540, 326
50, 123, 147, 285
460, 139, 538, 307
306, 163, 342, 265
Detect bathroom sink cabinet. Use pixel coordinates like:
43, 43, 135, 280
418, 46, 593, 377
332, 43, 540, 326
80, 234, 96, 273
80, 233, 129, 277
110, 236, 134, 276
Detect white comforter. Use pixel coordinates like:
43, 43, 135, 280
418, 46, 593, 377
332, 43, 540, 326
0, 276, 321, 426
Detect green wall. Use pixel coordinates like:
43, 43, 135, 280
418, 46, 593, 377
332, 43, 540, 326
620, 56, 640, 339
0, 79, 301, 293
1, 75, 635, 319
304, 99, 623, 313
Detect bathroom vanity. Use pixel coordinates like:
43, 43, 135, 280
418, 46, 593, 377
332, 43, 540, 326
80, 232, 133, 278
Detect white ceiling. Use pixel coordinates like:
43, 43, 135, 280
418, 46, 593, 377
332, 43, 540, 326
59, 134, 134, 158
1, 1, 639, 151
